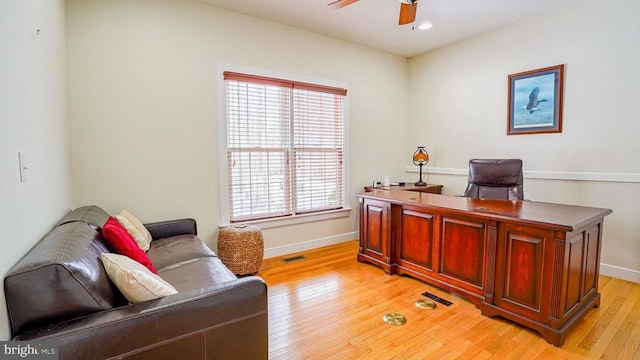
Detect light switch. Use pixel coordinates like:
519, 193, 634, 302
18, 152, 28, 182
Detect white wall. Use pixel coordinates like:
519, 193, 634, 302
407, 0, 640, 281
0, 0, 71, 340
65, 0, 639, 283
66, 0, 408, 251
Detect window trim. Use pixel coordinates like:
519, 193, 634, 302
224, 71, 347, 96
218, 65, 351, 229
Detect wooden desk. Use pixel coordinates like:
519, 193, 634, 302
363, 184, 443, 194
356, 191, 612, 346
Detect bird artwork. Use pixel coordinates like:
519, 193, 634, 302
526, 87, 547, 114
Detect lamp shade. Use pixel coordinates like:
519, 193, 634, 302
412, 147, 429, 165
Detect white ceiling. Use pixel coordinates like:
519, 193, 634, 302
195, 0, 577, 57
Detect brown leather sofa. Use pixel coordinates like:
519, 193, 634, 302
4, 205, 268, 359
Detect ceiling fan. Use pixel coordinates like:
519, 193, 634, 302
328, 0, 419, 25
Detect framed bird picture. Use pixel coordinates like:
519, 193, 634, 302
507, 64, 564, 135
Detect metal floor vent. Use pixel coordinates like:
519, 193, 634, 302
421, 291, 453, 306
282, 255, 306, 263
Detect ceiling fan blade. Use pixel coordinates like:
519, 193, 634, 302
328, 0, 359, 10
398, 2, 417, 25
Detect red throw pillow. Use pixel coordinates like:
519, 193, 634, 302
102, 216, 158, 274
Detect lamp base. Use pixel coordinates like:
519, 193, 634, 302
414, 181, 427, 186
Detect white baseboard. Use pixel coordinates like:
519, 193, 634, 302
264, 232, 358, 259
600, 263, 640, 284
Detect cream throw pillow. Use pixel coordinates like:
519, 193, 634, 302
117, 209, 152, 251
115, 214, 149, 252
101, 253, 177, 303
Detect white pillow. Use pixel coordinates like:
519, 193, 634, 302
101, 253, 177, 303
115, 214, 149, 252
117, 209, 152, 251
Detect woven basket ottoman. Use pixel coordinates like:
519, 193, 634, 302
217, 224, 264, 276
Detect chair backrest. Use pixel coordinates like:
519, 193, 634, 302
463, 159, 524, 200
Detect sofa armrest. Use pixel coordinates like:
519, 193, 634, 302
15, 277, 268, 360
144, 218, 197, 239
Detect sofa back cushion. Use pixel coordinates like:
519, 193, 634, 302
4, 221, 127, 336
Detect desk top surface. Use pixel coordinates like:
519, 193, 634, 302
357, 190, 612, 232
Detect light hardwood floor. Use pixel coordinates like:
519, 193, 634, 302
258, 241, 640, 360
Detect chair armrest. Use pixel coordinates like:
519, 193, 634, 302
14, 276, 268, 360
144, 218, 197, 239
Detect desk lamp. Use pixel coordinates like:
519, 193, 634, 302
412, 146, 429, 186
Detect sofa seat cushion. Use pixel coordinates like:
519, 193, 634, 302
158, 257, 237, 293
147, 234, 218, 271
148, 234, 237, 292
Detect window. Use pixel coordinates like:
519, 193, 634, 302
223, 71, 347, 223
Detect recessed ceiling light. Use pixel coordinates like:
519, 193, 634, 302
418, 21, 433, 30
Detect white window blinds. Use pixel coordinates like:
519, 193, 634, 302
224, 72, 346, 222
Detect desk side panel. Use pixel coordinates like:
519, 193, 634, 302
438, 215, 487, 293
